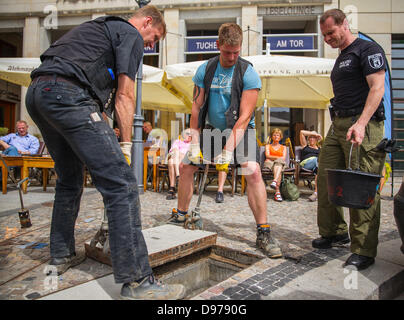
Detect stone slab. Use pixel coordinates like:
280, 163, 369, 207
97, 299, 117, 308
85, 224, 217, 268
42, 225, 217, 300
263, 239, 404, 300
40, 274, 118, 300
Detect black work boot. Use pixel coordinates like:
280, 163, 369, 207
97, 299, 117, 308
256, 225, 282, 258
344, 253, 375, 270
120, 274, 186, 300
166, 187, 176, 200
312, 233, 350, 249
46, 252, 86, 276
215, 191, 224, 203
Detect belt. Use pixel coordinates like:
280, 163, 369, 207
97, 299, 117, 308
32, 75, 82, 87
333, 107, 362, 118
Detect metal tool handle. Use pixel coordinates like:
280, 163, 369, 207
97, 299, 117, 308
17, 177, 29, 209
195, 164, 209, 209
348, 135, 360, 171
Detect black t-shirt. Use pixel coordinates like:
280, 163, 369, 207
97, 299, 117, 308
32, 18, 144, 89
330, 38, 386, 110
301, 145, 320, 162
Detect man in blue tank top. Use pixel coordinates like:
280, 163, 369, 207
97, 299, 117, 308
168, 23, 282, 259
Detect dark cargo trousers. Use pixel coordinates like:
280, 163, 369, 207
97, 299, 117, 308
317, 116, 385, 258
25, 77, 152, 283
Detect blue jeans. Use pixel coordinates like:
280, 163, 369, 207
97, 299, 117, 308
25, 76, 152, 283
3, 145, 20, 156
302, 157, 318, 173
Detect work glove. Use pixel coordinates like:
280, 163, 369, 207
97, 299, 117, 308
119, 142, 132, 165
215, 149, 233, 173
187, 143, 203, 164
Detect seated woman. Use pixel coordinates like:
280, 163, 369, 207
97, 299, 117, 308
299, 130, 322, 202
264, 128, 287, 202
166, 129, 192, 200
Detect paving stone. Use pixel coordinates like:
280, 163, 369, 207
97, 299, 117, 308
222, 286, 240, 296
243, 292, 262, 300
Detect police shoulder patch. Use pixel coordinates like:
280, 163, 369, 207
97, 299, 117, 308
368, 53, 384, 69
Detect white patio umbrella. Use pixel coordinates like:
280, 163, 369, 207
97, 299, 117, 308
164, 54, 336, 110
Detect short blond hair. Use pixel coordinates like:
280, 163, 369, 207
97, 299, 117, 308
271, 128, 283, 140
133, 5, 167, 39
218, 23, 243, 46
16, 120, 28, 127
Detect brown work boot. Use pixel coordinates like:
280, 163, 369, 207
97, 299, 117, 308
256, 226, 282, 258
167, 208, 187, 226
46, 251, 86, 276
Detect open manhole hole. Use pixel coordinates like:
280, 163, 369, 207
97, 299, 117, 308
152, 245, 262, 299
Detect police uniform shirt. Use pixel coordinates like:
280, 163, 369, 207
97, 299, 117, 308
32, 18, 144, 92
330, 38, 387, 111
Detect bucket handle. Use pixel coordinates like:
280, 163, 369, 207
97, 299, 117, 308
347, 142, 360, 171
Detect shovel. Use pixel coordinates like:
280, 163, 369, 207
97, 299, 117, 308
0, 154, 32, 228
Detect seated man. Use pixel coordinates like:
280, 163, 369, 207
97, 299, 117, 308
0, 120, 40, 156
143, 121, 167, 163
264, 128, 286, 202
166, 129, 191, 200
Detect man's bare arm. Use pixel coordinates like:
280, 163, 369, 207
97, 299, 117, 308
224, 88, 259, 152
114, 74, 135, 142
346, 69, 385, 145
190, 85, 205, 142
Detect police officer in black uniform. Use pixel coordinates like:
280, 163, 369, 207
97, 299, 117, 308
313, 9, 387, 270
26, 5, 186, 300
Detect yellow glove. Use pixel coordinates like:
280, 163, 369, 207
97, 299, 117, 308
215, 149, 232, 173
187, 143, 203, 164
119, 142, 132, 165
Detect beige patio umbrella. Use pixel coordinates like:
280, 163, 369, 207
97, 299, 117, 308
163, 54, 335, 110
0, 58, 189, 114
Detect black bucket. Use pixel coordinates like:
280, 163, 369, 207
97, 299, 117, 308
326, 143, 382, 210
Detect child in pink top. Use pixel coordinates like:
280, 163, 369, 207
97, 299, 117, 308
166, 129, 191, 200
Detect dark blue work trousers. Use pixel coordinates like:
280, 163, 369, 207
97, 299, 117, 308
25, 76, 152, 284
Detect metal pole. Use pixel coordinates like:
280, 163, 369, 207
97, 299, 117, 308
133, 61, 144, 194
133, 0, 151, 194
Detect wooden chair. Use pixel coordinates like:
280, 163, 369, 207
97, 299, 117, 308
294, 146, 316, 190
32, 141, 46, 157
156, 163, 169, 192
28, 142, 55, 186
194, 164, 238, 196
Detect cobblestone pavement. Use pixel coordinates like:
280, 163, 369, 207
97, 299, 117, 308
0, 182, 399, 300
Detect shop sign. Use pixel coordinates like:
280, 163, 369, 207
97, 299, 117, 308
266, 35, 314, 51
187, 38, 218, 53
144, 46, 157, 54
259, 6, 322, 16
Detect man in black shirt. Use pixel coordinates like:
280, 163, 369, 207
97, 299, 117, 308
313, 9, 387, 270
26, 5, 185, 299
